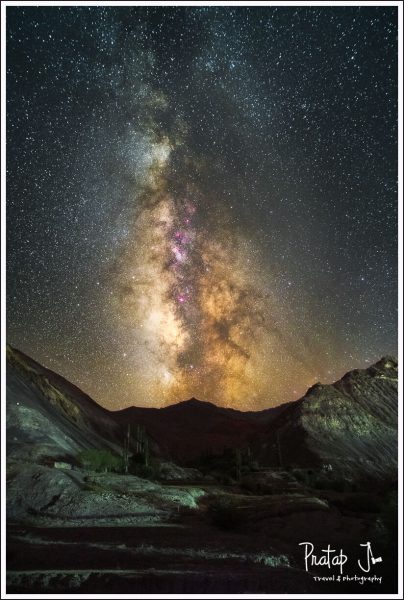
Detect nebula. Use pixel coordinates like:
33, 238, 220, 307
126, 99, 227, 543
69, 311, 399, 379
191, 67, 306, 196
108, 113, 274, 407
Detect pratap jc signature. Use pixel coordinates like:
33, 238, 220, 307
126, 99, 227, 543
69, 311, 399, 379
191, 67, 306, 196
299, 541, 382, 574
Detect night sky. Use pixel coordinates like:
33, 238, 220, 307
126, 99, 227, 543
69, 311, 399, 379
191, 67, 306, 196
7, 5, 398, 410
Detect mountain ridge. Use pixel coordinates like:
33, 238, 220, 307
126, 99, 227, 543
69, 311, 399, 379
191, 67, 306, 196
6, 345, 398, 477
253, 355, 398, 479
8, 343, 397, 416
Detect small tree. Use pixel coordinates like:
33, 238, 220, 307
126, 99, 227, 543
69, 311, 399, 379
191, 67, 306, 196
134, 424, 149, 466
122, 423, 152, 473
235, 448, 242, 482
276, 432, 283, 468
123, 424, 131, 474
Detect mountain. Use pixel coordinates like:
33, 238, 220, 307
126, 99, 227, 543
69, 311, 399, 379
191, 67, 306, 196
6, 345, 122, 463
111, 398, 287, 462
5, 346, 398, 594
6, 345, 398, 481
254, 357, 398, 481
6, 345, 286, 465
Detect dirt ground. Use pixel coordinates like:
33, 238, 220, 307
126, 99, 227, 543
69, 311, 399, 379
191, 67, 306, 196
7, 485, 397, 594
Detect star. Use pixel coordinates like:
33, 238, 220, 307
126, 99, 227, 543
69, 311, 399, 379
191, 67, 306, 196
6, 4, 397, 410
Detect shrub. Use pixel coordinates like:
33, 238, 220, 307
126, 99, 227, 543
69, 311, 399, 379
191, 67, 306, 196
297, 469, 351, 492
191, 447, 255, 481
379, 491, 398, 541
336, 493, 383, 513
292, 469, 309, 485
314, 476, 350, 492
207, 497, 242, 530
130, 462, 158, 480
78, 449, 123, 473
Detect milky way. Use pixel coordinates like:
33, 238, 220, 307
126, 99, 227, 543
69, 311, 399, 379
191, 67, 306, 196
108, 125, 273, 405
6, 6, 398, 409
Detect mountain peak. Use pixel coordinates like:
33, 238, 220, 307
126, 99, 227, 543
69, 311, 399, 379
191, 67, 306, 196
163, 397, 218, 411
372, 356, 398, 371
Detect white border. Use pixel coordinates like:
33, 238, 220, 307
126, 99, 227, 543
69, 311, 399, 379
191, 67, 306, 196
1, 1, 402, 599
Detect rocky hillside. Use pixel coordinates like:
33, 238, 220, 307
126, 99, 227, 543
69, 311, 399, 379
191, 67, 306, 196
6, 346, 284, 465
254, 357, 398, 481
6, 345, 122, 463
6, 345, 398, 481
5, 347, 398, 594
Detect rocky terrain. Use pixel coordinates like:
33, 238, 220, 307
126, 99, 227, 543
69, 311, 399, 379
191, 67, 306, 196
7, 345, 398, 479
254, 356, 398, 482
6, 346, 122, 464
6, 345, 398, 593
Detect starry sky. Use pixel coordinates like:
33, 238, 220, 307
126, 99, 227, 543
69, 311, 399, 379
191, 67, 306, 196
6, 5, 398, 410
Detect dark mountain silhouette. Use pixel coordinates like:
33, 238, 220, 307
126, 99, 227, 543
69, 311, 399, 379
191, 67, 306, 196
6, 345, 398, 479
112, 397, 280, 461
